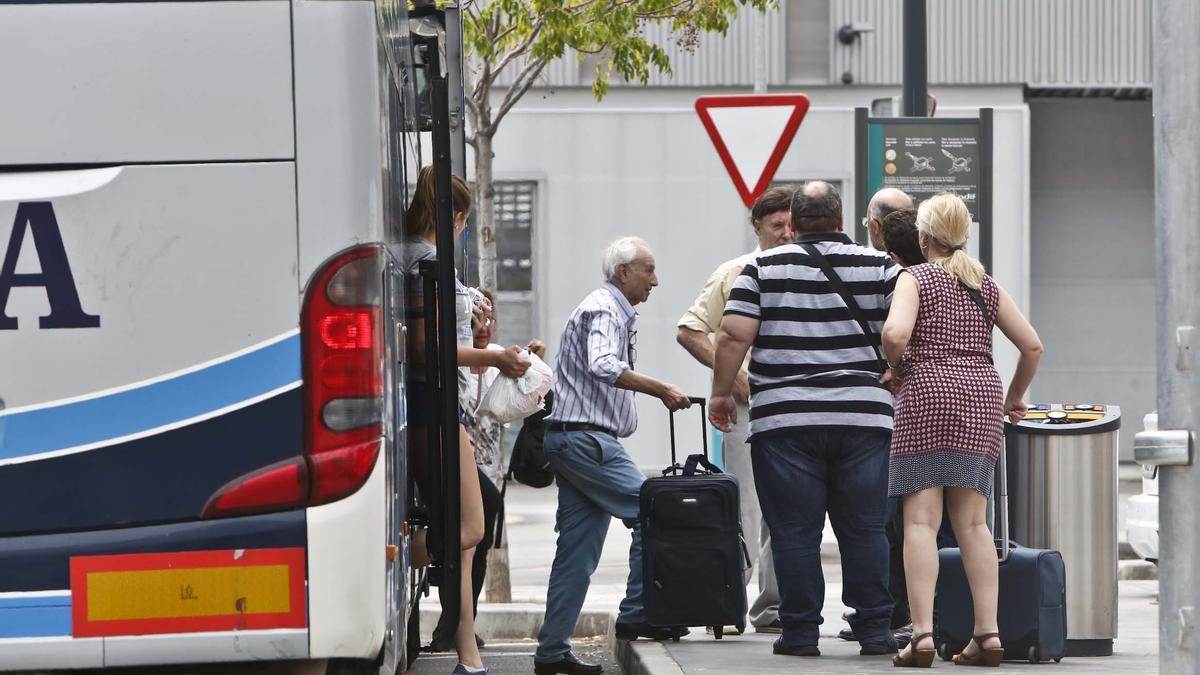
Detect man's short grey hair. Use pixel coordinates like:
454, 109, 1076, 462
602, 236, 650, 281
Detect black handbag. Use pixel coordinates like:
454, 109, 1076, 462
506, 390, 555, 488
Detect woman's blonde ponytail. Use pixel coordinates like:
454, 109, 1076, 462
916, 193, 985, 289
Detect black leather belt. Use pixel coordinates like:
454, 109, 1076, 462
547, 422, 616, 437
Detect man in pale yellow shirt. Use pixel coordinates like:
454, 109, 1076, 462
676, 186, 795, 632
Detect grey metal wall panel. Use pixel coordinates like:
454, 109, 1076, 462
488, 7, 787, 90
643, 10, 786, 87
832, 0, 1151, 88
496, 0, 1149, 91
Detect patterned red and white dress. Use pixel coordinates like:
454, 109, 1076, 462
889, 263, 1004, 497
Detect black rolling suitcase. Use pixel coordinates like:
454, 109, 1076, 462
640, 397, 749, 639
934, 440, 1068, 663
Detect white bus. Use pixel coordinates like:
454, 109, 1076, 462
0, 0, 458, 671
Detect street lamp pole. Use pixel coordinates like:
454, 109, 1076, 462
901, 0, 927, 117
752, 9, 767, 95
1153, 0, 1200, 671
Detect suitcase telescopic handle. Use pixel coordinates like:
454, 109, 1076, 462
998, 434, 1010, 562
667, 397, 708, 468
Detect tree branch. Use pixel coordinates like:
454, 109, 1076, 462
465, 84, 482, 119
490, 23, 522, 49
487, 19, 546, 88
463, 0, 482, 23
493, 57, 550, 130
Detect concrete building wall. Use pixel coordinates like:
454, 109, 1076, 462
1029, 98, 1155, 460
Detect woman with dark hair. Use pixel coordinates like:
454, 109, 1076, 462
879, 208, 925, 268
402, 165, 530, 675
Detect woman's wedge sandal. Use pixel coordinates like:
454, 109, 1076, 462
893, 632, 936, 668
952, 633, 1004, 667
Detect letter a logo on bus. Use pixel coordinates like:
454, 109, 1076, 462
0, 202, 100, 330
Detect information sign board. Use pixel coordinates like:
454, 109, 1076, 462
855, 108, 993, 270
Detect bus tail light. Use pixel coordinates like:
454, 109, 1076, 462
307, 439, 382, 505
302, 245, 385, 504
202, 457, 309, 518
200, 245, 385, 519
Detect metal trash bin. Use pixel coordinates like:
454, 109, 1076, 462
1003, 404, 1121, 657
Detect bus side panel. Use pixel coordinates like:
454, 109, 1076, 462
0, 163, 302, 536
0, 2, 293, 166
307, 443, 387, 658
293, 0, 386, 289
0, 163, 300, 408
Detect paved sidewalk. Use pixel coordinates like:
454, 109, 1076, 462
618, 580, 1160, 674
455, 482, 1161, 673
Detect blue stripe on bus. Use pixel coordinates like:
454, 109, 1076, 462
0, 511, 306, 593
0, 594, 71, 638
0, 387, 303, 538
0, 334, 300, 462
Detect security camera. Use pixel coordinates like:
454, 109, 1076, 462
837, 22, 875, 45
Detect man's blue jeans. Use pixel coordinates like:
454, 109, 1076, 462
752, 427, 894, 647
535, 430, 645, 662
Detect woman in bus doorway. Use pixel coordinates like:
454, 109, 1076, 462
402, 165, 532, 675
882, 193, 1043, 668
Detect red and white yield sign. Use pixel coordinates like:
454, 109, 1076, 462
695, 94, 811, 208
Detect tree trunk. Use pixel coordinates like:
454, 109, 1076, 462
484, 534, 512, 603
474, 131, 499, 294
482, 414, 511, 603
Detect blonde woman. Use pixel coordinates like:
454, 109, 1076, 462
882, 194, 1043, 668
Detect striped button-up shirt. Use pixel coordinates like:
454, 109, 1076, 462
547, 283, 639, 437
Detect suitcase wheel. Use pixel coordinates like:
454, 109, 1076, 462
1028, 646, 1038, 664
937, 642, 951, 662
713, 626, 723, 640
735, 623, 745, 635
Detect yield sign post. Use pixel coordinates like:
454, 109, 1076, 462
695, 94, 810, 208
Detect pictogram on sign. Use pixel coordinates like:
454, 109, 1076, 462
695, 94, 811, 208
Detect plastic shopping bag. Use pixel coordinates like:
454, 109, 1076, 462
476, 351, 554, 424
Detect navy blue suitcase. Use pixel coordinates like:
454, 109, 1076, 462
640, 398, 748, 638
934, 442, 1068, 663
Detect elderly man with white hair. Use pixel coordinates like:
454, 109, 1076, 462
534, 237, 692, 675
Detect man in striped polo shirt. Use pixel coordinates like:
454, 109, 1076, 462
535, 237, 692, 675
709, 181, 900, 658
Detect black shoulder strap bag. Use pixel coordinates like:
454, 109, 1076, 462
800, 243, 888, 373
